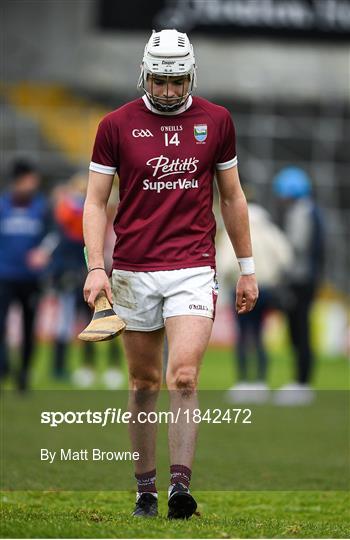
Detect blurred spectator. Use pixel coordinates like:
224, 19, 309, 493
0, 159, 51, 390
50, 173, 124, 388
218, 196, 293, 403
273, 167, 325, 405
49, 173, 95, 385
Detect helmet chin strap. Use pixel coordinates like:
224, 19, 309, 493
146, 93, 190, 113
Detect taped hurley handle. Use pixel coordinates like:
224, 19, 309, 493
78, 247, 126, 342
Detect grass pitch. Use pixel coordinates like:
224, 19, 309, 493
1, 491, 349, 538
1, 343, 349, 538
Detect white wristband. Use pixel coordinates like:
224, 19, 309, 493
237, 257, 255, 276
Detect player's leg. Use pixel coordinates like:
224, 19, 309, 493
123, 328, 164, 516
165, 315, 213, 518
161, 266, 216, 518
124, 328, 164, 472
111, 269, 165, 515
166, 315, 212, 465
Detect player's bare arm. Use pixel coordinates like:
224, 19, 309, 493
216, 166, 259, 314
83, 170, 114, 308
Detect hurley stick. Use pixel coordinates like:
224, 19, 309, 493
78, 247, 126, 342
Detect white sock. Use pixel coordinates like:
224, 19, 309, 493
168, 483, 189, 498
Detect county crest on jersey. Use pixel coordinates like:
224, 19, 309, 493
194, 124, 208, 143
90, 95, 237, 272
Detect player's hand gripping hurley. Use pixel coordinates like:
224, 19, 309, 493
78, 247, 126, 342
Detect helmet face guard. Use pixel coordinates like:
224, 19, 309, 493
140, 72, 194, 112
138, 29, 196, 113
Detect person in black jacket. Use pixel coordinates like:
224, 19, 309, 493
273, 166, 325, 405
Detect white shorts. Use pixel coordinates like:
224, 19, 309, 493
111, 266, 218, 331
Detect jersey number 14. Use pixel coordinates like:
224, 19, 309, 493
164, 133, 180, 146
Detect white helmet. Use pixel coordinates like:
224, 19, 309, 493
138, 29, 197, 112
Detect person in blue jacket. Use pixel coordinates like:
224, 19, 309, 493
0, 159, 51, 390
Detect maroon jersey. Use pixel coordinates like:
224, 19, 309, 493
90, 95, 237, 271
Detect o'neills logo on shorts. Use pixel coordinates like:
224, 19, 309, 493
143, 178, 198, 193
189, 304, 209, 311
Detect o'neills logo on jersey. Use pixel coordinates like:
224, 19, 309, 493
161, 125, 183, 132
146, 155, 199, 179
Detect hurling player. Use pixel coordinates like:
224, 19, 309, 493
83, 29, 258, 519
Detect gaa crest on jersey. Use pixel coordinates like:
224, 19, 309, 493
194, 124, 207, 143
